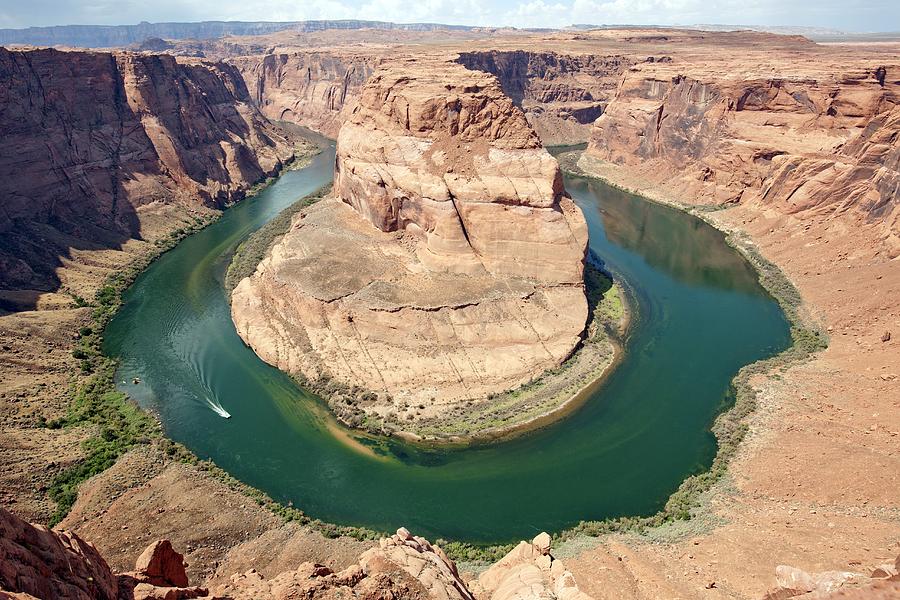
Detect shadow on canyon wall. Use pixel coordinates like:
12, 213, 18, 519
0, 47, 284, 311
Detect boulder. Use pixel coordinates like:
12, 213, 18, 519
133, 540, 190, 588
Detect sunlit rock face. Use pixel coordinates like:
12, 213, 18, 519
585, 62, 900, 253
334, 58, 586, 283
232, 57, 589, 417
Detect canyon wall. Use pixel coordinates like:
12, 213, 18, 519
232, 58, 588, 422
232, 49, 631, 144
456, 50, 632, 144
584, 60, 900, 253
0, 47, 295, 298
232, 52, 378, 137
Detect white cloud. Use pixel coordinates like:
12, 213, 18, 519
505, 0, 569, 28
1, 0, 896, 31
569, 0, 708, 26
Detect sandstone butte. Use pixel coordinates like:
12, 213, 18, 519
231, 57, 591, 420
1, 26, 900, 600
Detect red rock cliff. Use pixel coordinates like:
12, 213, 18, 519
232, 52, 378, 137
0, 47, 295, 295
584, 59, 900, 253
232, 58, 589, 418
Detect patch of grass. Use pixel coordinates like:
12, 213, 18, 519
436, 540, 517, 563
46, 359, 157, 525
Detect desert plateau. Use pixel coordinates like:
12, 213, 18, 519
0, 7, 898, 600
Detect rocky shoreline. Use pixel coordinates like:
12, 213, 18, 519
317, 265, 630, 446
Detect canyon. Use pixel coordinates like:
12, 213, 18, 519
0, 23, 898, 600
583, 50, 900, 252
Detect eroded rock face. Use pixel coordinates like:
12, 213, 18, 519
234, 52, 378, 138
0, 47, 295, 295
471, 533, 593, 600
456, 50, 631, 144
0, 507, 118, 600
232, 58, 588, 416
334, 59, 586, 283
1, 508, 473, 600
585, 61, 900, 253
0, 507, 206, 600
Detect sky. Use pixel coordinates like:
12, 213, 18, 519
0, 0, 896, 32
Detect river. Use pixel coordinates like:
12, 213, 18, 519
104, 140, 791, 543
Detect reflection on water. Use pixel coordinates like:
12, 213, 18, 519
567, 177, 763, 295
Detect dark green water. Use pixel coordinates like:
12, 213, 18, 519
105, 144, 791, 543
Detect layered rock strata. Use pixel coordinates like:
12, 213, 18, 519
584, 59, 900, 253
456, 50, 631, 144
233, 52, 378, 137
232, 58, 588, 418
0, 47, 296, 297
233, 49, 629, 144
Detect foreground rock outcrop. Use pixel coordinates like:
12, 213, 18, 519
6, 503, 899, 600
0, 47, 297, 301
232, 58, 589, 424
214, 527, 476, 600
471, 532, 592, 600
0, 506, 204, 599
2, 507, 598, 600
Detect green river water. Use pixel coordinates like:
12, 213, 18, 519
105, 141, 791, 543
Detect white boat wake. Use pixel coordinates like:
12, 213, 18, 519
205, 396, 232, 419
172, 323, 233, 419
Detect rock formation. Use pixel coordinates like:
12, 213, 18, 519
761, 557, 900, 599
232, 58, 588, 420
456, 51, 631, 144
584, 59, 900, 253
0, 47, 296, 298
4, 506, 590, 600
233, 52, 378, 137
0, 507, 119, 600
214, 527, 476, 600
233, 49, 629, 144
0, 506, 207, 600
470, 533, 593, 600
